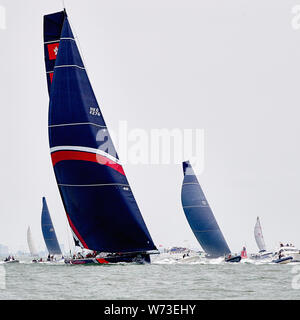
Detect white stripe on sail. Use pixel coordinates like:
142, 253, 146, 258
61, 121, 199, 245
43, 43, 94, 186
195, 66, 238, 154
50, 145, 121, 165
49, 122, 106, 128
44, 39, 60, 44
44, 38, 75, 44
254, 217, 266, 252
58, 183, 129, 187
60, 37, 75, 41
183, 183, 200, 185
55, 65, 85, 70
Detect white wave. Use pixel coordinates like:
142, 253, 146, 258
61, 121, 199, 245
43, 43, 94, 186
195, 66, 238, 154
152, 254, 226, 265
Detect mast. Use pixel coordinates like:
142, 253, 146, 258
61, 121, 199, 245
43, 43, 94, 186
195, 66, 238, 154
181, 161, 231, 257
43, 11, 157, 254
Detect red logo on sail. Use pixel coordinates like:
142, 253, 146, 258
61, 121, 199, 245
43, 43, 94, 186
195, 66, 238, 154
47, 43, 59, 60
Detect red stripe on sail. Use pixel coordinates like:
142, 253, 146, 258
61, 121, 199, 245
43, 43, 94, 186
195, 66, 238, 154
51, 150, 125, 175
49, 73, 54, 83
66, 213, 89, 249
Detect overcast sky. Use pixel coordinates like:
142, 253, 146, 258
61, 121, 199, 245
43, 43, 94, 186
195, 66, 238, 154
1, 0, 300, 254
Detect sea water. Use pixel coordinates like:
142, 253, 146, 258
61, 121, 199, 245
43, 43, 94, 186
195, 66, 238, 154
0, 255, 299, 300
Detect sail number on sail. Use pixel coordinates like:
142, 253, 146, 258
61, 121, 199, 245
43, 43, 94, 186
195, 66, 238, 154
89, 107, 101, 117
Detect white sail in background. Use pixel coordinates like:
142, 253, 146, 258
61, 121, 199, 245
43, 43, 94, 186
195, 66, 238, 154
27, 226, 39, 257
254, 217, 266, 252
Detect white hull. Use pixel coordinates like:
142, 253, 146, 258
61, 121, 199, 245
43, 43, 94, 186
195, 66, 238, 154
250, 251, 273, 260
158, 250, 200, 261
273, 246, 300, 264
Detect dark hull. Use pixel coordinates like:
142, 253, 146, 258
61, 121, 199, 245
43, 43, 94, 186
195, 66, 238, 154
272, 256, 293, 264
225, 255, 241, 263
65, 253, 151, 265
4, 260, 19, 264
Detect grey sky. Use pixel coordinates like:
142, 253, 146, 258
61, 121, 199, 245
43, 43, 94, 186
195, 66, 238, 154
0, 0, 300, 254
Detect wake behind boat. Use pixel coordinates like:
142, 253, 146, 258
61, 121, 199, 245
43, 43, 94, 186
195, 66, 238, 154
65, 252, 151, 265
181, 161, 241, 263
158, 247, 201, 262
43, 10, 158, 264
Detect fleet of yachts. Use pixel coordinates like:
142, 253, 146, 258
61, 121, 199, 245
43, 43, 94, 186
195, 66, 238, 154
2, 9, 299, 267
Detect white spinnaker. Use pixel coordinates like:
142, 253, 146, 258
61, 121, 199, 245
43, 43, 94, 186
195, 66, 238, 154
254, 217, 266, 252
27, 226, 39, 257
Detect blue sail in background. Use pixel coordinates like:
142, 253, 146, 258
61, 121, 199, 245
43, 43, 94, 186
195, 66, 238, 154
43, 11, 157, 254
181, 161, 231, 257
41, 197, 62, 255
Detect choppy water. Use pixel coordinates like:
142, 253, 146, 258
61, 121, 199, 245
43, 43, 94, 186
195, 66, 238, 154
0, 254, 300, 300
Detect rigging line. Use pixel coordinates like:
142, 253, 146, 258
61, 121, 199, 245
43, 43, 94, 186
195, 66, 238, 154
66, 7, 105, 112
67, 11, 90, 81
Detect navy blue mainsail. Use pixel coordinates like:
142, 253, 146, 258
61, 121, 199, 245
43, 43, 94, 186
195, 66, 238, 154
181, 161, 231, 257
43, 11, 157, 254
41, 197, 62, 255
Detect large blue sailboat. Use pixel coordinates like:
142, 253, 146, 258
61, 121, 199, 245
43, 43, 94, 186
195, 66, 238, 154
41, 197, 62, 256
43, 10, 157, 264
181, 161, 241, 262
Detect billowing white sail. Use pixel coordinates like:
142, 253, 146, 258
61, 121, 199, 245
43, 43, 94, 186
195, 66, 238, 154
27, 226, 39, 257
254, 217, 266, 252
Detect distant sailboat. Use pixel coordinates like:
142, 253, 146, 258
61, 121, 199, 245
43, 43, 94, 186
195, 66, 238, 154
41, 197, 62, 256
181, 161, 241, 262
27, 226, 39, 258
43, 10, 157, 264
254, 216, 266, 252
251, 216, 273, 260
